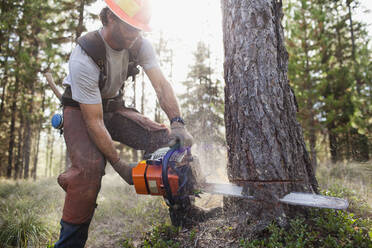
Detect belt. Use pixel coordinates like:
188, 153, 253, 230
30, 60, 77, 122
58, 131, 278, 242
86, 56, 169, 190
62, 87, 124, 112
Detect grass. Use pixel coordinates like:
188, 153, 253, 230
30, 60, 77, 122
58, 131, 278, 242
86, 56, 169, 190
0, 160, 371, 247
316, 160, 372, 218
0, 178, 64, 247
0, 169, 171, 248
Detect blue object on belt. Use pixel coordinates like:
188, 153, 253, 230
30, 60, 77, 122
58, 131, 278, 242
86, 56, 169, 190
52, 113, 63, 129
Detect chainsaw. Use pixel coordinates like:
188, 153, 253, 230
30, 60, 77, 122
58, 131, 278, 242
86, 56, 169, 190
130, 146, 349, 210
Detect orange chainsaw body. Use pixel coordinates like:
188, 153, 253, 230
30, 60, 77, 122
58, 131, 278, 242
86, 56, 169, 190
132, 160, 179, 196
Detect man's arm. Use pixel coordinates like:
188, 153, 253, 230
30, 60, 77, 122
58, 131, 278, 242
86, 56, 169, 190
79, 103, 119, 164
145, 67, 181, 120
79, 103, 133, 184
145, 67, 193, 147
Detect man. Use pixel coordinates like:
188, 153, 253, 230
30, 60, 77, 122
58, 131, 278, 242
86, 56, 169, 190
54, 0, 193, 247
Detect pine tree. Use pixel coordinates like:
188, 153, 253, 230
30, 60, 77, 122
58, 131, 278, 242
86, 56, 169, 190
0, 0, 98, 178
180, 41, 224, 149
284, 0, 371, 163
285, 0, 324, 169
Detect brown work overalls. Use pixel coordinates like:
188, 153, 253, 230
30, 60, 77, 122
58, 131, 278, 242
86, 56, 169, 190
57, 106, 170, 224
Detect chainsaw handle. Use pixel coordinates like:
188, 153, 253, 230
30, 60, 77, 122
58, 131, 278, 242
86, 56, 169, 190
162, 147, 177, 206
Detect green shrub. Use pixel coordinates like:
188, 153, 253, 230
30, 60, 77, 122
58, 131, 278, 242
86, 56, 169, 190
119, 239, 136, 248
141, 223, 180, 248
241, 207, 372, 248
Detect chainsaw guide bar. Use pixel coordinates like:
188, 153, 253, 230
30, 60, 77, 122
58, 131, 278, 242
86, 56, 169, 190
199, 183, 349, 210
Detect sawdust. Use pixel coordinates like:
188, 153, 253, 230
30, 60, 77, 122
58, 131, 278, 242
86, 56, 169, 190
190, 143, 228, 210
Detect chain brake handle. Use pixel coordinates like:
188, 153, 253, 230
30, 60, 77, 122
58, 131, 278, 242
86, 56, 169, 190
163, 140, 191, 206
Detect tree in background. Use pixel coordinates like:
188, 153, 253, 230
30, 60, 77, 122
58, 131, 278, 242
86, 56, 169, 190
285, 0, 371, 163
0, 0, 97, 179
153, 32, 174, 124
179, 41, 224, 157
222, 0, 318, 233
285, 0, 324, 169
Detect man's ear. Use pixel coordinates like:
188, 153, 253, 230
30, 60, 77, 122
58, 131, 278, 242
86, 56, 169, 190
106, 11, 116, 25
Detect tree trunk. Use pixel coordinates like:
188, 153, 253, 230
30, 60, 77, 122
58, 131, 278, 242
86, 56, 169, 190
24, 28, 40, 179
222, 0, 318, 231
0, 52, 9, 124
347, 2, 361, 95
14, 111, 24, 180
45, 128, 51, 177
154, 101, 161, 123
76, 0, 85, 39
309, 127, 317, 171
32, 130, 41, 180
49, 133, 55, 177
141, 70, 145, 114
301, 7, 318, 171
23, 86, 35, 179
32, 90, 46, 180
131, 77, 139, 160
7, 73, 20, 179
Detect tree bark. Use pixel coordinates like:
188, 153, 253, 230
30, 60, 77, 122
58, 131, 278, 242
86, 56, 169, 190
45, 128, 51, 177
14, 111, 24, 180
141, 70, 145, 114
222, 0, 318, 231
309, 127, 317, 171
32, 89, 46, 180
7, 83, 18, 178
76, 0, 85, 39
48, 133, 55, 177
23, 85, 35, 179
0, 48, 9, 124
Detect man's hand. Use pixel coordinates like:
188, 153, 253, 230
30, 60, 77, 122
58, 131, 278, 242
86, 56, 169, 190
111, 159, 133, 185
168, 122, 194, 148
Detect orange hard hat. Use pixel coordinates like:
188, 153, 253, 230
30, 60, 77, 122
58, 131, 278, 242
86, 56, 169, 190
105, 0, 151, 31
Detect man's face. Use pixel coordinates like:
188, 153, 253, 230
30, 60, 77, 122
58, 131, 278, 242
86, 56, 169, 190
109, 15, 140, 50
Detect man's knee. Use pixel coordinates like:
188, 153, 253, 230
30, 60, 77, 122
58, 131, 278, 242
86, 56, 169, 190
105, 107, 170, 151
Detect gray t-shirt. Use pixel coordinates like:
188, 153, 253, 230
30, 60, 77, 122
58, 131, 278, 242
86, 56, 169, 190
63, 31, 159, 104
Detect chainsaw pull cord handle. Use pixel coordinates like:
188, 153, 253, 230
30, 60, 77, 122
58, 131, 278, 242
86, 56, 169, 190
162, 147, 177, 206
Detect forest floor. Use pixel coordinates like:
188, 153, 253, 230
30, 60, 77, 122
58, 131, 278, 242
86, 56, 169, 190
0, 160, 371, 247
